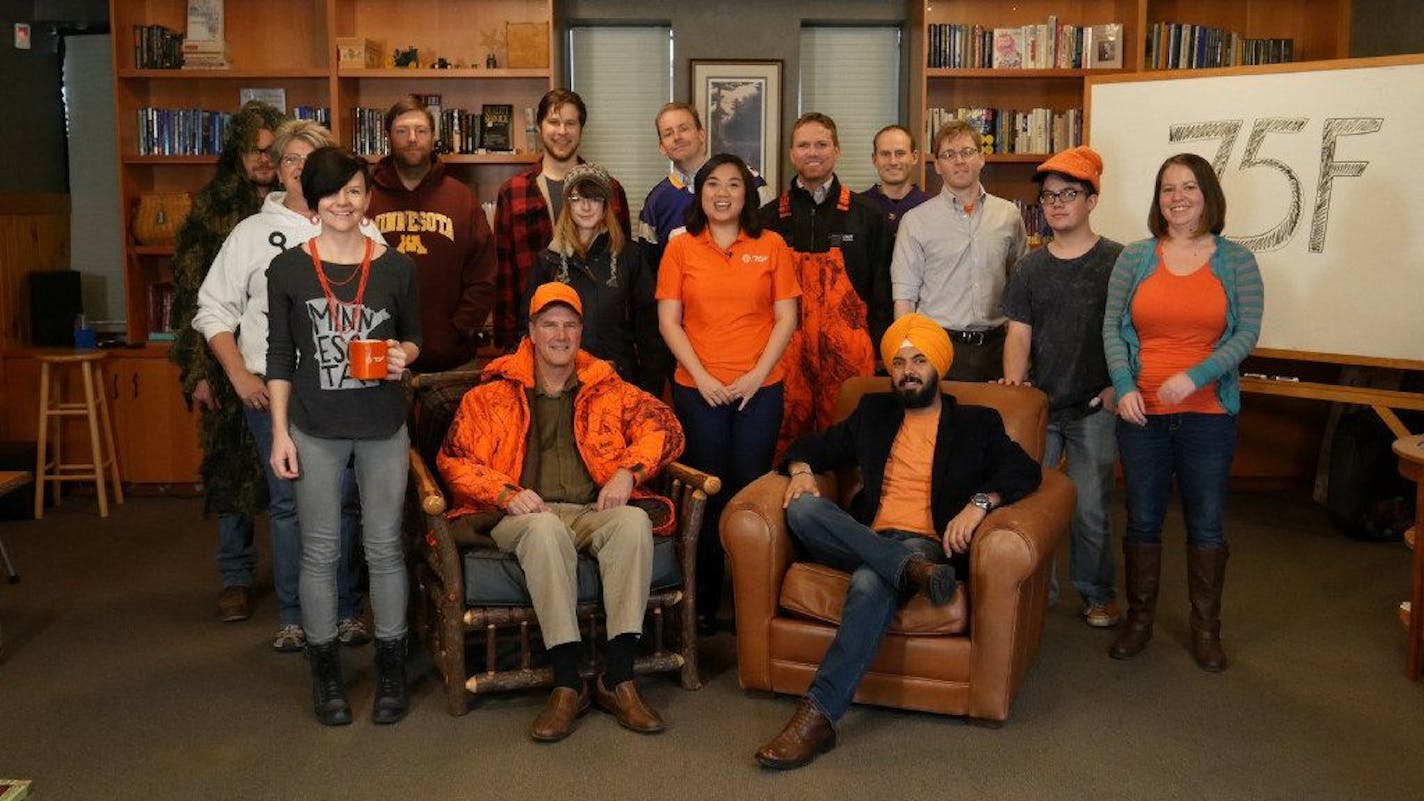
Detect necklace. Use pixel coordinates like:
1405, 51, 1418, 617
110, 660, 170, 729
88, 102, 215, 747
308, 237, 373, 335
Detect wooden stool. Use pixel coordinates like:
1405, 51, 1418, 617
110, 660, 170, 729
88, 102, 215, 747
32, 351, 123, 519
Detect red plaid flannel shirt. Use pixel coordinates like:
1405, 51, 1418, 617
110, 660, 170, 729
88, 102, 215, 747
493, 162, 632, 347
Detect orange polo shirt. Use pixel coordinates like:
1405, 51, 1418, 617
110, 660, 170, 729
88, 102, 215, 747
870, 407, 940, 537
1131, 260, 1227, 415
656, 227, 801, 387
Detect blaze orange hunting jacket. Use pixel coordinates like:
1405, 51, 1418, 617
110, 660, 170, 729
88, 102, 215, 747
437, 339, 685, 533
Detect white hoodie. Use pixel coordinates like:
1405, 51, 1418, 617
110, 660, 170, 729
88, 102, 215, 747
192, 191, 383, 375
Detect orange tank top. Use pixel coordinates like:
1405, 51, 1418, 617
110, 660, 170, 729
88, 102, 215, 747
1131, 261, 1227, 415
870, 408, 940, 537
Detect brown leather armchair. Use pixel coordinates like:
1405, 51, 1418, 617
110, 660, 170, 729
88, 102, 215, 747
721, 377, 1075, 722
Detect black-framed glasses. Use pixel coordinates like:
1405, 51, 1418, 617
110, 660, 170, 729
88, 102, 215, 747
1038, 188, 1084, 205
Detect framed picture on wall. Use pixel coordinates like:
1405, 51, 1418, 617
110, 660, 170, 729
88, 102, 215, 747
690, 59, 782, 190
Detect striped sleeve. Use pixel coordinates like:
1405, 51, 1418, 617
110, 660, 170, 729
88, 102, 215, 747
1187, 241, 1264, 388
1102, 240, 1146, 399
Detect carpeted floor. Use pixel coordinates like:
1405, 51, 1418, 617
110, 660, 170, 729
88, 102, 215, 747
0, 490, 1421, 801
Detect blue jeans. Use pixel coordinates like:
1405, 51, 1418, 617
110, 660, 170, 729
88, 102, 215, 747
1044, 408, 1117, 607
784, 495, 949, 722
1116, 413, 1237, 549
245, 406, 363, 626
215, 513, 256, 588
292, 424, 410, 645
673, 381, 784, 620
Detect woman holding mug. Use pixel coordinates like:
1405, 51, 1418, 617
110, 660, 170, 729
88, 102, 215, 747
267, 146, 422, 724
1102, 152, 1263, 672
657, 153, 800, 634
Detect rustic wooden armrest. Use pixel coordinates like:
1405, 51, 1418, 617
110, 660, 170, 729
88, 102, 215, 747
408, 448, 447, 516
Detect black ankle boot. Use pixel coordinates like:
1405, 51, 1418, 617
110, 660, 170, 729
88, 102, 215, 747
307, 641, 352, 726
372, 635, 409, 725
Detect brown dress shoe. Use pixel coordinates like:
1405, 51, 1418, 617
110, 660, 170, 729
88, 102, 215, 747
530, 684, 589, 742
902, 555, 957, 606
593, 676, 666, 734
755, 698, 836, 770
217, 585, 252, 622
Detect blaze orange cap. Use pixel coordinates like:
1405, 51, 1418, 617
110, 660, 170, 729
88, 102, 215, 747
529, 281, 583, 317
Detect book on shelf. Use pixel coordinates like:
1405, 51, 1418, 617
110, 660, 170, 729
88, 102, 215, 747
239, 88, 286, 113
991, 28, 1024, 70
416, 94, 443, 142
1146, 22, 1294, 69
1086, 23, 1123, 69
185, 0, 224, 45
480, 104, 514, 152
350, 107, 390, 156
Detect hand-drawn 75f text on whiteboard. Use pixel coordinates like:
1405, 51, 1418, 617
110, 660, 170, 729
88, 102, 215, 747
1168, 117, 1383, 253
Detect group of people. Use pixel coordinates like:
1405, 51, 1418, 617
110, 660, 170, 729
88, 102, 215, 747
169, 87, 1263, 762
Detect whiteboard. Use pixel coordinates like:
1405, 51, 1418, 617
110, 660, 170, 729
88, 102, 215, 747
1087, 57, 1424, 365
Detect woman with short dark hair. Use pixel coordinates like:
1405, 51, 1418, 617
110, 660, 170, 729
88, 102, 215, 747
1102, 152, 1264, 672
266, 146, 423, 724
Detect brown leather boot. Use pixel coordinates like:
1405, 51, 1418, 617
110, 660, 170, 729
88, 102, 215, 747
1109, 541, 1162, 660
530, 684, 590, 742
755, 698, 837, 770
1187, 545, 1229, 672
594, 676, 666, 734
902, 555, 958, 606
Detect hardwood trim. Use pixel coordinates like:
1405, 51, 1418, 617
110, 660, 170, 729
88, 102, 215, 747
0, 194, 69, 215
1240, 377, 1424, 412
1251, 348, 1424, 371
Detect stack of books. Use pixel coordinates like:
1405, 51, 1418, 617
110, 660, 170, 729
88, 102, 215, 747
136, 107, 231, 156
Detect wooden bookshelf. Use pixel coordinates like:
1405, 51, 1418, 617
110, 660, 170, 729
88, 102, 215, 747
911, 0, 1351, 203
109, 0, 555, 343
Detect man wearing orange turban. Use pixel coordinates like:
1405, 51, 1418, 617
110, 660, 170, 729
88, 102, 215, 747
751, 312, 1042, 770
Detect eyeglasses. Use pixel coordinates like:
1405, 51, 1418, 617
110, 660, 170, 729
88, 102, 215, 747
279, 153, 307, 167
246, 147, 276, 160
567, 195, 605, 206
936, 147, 981, 162
1038, 188, 1085, 205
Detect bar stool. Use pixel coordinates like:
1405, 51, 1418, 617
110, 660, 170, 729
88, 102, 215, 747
32, 350, 123, 519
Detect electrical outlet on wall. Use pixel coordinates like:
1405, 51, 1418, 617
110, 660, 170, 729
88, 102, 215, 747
14, 23, 31, 50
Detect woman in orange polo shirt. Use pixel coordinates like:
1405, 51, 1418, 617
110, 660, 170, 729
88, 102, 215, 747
657, 153, 800, 634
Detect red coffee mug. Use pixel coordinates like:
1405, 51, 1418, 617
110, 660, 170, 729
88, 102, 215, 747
349, 338, 388, 380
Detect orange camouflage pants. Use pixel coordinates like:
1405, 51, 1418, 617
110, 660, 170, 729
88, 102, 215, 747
777, 248, 875, 458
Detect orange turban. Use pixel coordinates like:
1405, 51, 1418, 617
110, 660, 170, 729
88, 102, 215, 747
880, 313, 954, 378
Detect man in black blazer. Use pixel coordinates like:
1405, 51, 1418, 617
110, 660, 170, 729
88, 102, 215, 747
755, 313, 1041, 770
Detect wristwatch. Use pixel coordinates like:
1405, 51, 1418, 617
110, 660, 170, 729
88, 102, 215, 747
970, 493, 995, 513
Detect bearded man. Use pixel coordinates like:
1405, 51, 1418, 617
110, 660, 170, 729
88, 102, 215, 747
751, 313, 1041, 770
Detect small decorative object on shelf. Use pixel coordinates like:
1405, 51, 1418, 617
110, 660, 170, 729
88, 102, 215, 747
433, 57, 451, 69
337, 37, 383, 69
485, 52, 498, 69
394, 45, 419, 68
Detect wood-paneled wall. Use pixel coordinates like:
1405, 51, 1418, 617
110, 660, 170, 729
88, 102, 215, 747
0, 194, 71, 348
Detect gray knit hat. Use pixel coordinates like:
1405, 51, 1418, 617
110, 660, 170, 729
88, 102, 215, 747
563, 162, 613, 204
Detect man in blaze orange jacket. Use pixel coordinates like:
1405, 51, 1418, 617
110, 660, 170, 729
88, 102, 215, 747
437, 282, 685, 743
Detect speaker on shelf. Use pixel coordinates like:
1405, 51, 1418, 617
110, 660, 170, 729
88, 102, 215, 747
29, 270, 82, 347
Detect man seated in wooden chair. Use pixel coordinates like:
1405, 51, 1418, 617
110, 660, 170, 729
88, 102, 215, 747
437, 282, 685, 742
754, 313, 1041, 769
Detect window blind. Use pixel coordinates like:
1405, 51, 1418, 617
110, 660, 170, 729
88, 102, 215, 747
799, 27, 902, 193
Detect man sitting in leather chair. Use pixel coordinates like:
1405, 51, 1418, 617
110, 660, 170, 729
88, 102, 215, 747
755, 313, 1041, 769
437, 282, 685, 742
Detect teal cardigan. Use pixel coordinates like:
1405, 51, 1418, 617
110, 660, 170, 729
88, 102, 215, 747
1101, 235, 1264, 415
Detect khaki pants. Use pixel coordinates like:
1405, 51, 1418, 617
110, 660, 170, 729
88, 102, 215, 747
490, 502, 653, 647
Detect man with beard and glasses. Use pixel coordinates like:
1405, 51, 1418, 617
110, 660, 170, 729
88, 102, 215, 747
368, 95, 496, 371
494, 89, 632, 348
169, 100, 286, 625
751, 312, 1041, 770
